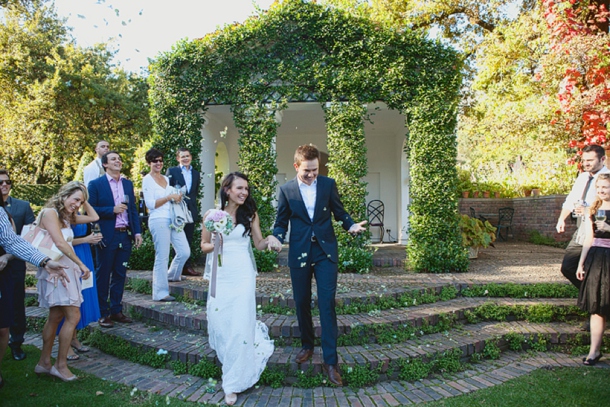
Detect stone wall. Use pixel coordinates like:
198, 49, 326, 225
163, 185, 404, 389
459, 195, 576, 242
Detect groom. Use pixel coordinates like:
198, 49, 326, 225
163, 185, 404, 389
268, 144, 366, 387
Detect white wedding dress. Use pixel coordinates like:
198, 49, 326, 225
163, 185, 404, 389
205, 224, 274, 394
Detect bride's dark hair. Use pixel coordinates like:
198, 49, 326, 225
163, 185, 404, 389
220, 172, 258, 237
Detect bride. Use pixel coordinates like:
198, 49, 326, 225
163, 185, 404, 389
200, 172, 275, 405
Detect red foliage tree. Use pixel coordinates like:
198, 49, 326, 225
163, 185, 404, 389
543, 0, 610, 165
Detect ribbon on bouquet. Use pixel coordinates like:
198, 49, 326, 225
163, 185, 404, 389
210, 232, 224, 298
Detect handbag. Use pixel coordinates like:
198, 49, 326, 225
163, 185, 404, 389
20, 211, 64, 261
169, 186, 193, 232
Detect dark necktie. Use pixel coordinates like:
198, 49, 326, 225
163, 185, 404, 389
581, 175, 594, 203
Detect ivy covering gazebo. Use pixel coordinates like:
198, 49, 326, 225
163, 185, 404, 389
148, 0, 468, 272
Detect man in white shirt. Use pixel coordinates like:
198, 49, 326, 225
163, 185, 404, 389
556, 144, 610, 289
83, 140, 110, 188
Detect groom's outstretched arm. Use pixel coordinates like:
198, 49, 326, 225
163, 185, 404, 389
272, 186, 291, 244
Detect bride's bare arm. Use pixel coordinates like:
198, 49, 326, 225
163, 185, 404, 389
250, 213, 271, 251
200, 210, 214, 254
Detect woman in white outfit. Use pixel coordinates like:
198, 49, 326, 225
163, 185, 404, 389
142, 148, 190, 302
200, 172, 275, 406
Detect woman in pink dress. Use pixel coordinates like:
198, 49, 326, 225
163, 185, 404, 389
34, 182, 99, 382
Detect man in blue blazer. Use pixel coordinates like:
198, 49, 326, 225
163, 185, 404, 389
270, 144, 366, 387
166, 148, 201, 276
88, 151, 142, 328
0, 170, 35, 361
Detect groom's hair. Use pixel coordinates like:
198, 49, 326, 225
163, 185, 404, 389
294, 144, 320, 165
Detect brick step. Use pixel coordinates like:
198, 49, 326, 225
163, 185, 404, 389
57, 318, 602, 383
126, 270, 455, 308
126, 270, 574, 310
26, 294, 582, 341
117, 291, 580, 338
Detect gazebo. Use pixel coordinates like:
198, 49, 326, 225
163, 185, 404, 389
149, 0, 467, 272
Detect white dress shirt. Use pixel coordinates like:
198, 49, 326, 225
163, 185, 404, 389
297, 178, 317, 221
562, 166, 610, 211
83, 158, 104, 188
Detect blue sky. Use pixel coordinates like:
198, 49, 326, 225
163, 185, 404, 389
54, 0, 276, 73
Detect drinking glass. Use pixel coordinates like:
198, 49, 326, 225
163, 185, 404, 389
596, 209, 606, 222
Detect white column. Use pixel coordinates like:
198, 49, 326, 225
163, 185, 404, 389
399, 138, 410, 245
199, 113, 217, 213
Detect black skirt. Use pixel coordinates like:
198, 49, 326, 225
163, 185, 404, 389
578, 246, 610, 317
0, 267, 14, 328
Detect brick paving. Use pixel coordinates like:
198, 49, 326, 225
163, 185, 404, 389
20, 242, 610, 405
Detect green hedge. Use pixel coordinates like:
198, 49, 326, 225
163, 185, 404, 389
11, 184, 61, 207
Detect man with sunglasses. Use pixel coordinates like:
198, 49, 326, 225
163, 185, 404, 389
0, 170, 35, 361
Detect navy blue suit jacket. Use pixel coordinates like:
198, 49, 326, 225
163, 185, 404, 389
273, 176, 354, 268
87, 175, 141, 246
166, 166, 201, 222
5, 197, 35, 235
5, 196, 35, 272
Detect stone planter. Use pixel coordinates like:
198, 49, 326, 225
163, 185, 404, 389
468, 246, 479, 259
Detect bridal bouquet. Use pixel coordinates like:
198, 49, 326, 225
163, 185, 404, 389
204, 210, 234, 279
204, 209, 234, 235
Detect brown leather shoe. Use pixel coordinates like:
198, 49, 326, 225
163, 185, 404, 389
323, 363, 343, 387
98, 316, 114, 328
295, 348, 314, 363
109, 312, 133, 323
182, 266, 201, 276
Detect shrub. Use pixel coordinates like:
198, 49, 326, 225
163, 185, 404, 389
128, 230, 155, 270
254, 249, 278, 272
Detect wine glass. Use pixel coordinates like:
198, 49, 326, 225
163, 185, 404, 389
574, 200, 587, 221
122, 195, 130, 205
596, 209, 606, 222
91, 223, 106, 247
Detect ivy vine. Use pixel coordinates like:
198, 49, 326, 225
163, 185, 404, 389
148, 0, 465, 272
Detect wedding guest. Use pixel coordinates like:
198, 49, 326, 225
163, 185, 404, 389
577, 173, 610, 366
35, 182, 99, 382
167, 148, 201, 276
0, 169, 35, 361
0, 199, 70, 390
88, 150, 142, 327
60, 219, 103, 361
142, 148, 190, 302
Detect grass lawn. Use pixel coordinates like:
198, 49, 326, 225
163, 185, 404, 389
2, 346, 609, 406
0, 346, 210, 406
423, 365, 610, 407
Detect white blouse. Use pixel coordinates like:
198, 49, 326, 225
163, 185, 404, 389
142, 174, 173, 221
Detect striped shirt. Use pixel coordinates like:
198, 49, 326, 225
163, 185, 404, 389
0, 207, 46, 266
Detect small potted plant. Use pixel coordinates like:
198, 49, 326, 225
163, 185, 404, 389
459, 214, 497, 259
457, 175, 472, 199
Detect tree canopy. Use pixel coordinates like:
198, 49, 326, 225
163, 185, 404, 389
0, 0, 151, 183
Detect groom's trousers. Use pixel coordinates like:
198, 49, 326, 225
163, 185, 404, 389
290, 239, 339, 365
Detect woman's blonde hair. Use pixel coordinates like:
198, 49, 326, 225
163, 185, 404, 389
44, 181, 88, 224
590, 173, 610, 214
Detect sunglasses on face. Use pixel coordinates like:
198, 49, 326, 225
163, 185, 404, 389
0, 180, 11, 186
151, 158, 163, 163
